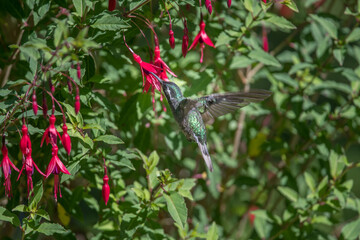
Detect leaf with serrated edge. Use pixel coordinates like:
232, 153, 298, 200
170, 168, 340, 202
164, 191, 187, 230
36, 223, 67, 235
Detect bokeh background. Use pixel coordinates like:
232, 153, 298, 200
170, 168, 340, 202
1, 0, 360, 239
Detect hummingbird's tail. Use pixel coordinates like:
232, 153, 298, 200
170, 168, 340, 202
197, 141, 213, 172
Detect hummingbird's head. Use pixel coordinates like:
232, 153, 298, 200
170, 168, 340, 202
148, 72, 184, 102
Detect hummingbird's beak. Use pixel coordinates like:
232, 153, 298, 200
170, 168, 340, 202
148, 71, 164, 85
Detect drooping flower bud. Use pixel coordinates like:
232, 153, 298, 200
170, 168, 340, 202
108, 0, 116, 11
20, 123, 31, 155
169, 30, 175, 49
61, 124, 71, 155
48, 76, 55, 94
75, 95, 80, 114
67, 79, 73, 92
102, 173, 110, 205
227, 0, 231, 7
262, 25, 269, 52
42, 91, 48, 119
32, 90, 38, 115
182, 21, 189, 58
77, 62, 81, 80
205, 0, 213, 14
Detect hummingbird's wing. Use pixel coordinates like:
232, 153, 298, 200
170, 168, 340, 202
195, 90, 271, 124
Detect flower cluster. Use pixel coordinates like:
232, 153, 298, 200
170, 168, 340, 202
1, 60, 82, 200
13, 115, 71, 200
123, 1, 220, 110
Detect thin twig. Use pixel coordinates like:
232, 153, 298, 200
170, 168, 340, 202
124, 0, 151, 17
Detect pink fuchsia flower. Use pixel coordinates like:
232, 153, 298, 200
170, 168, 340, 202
262, 0, 267, 2
108, 0, 116, 11
227, 0, 231, 7
124, 41, 164, 111
102, 168, 110, 205
205, 0, 212, 14
153, 46, 177, 81
20, 123, 31, 155
262, 25, 269, 52
61, 124, 71, 155
41, 114, 61, 147
44, 145, 70, 201
188, 19, 215, 63
1, 139, 19, 198
17, 148, 45, 197
182, 21, 189, 58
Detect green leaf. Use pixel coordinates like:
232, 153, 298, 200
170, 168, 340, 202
94, 135, 124, 144
33, 2, 50, 25
310, 14, 338, 39
91, 15, 130, 31
61, 160, 81, 183
178, 179, 196, 201
148, 151, 160, 173
329, 150, 338, 179
229, 55, 255, 69
117, 158, 135, 171
29, 181, 43, 211
329, 150, 347, 179
266, 15, 297, 31
36, 222, 67, 235
72, 0, 86, 17
304, 172, 316, 193
206, 222, 219, 240
0, 207, 20, 227
342, 218, 360, 239
248, 49, 281, 67
333, 48, 345, 66
280, 0, 298, 12
346, 28, 360, 43
278, 186, 298, 202
12, 205, 28, 212
243, 0, 253, 13
164, 191, 188, 230
215, 32, 233, 47
36, 209, 50, 221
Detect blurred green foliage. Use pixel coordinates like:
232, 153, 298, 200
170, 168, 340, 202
1, 0, 360, 239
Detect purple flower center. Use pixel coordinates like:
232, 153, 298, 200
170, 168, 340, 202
52, 165, 60, 174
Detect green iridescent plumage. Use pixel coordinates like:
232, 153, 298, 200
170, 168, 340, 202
149, 72, 271, 172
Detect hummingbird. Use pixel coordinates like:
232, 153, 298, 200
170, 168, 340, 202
148, 72, 271, 172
